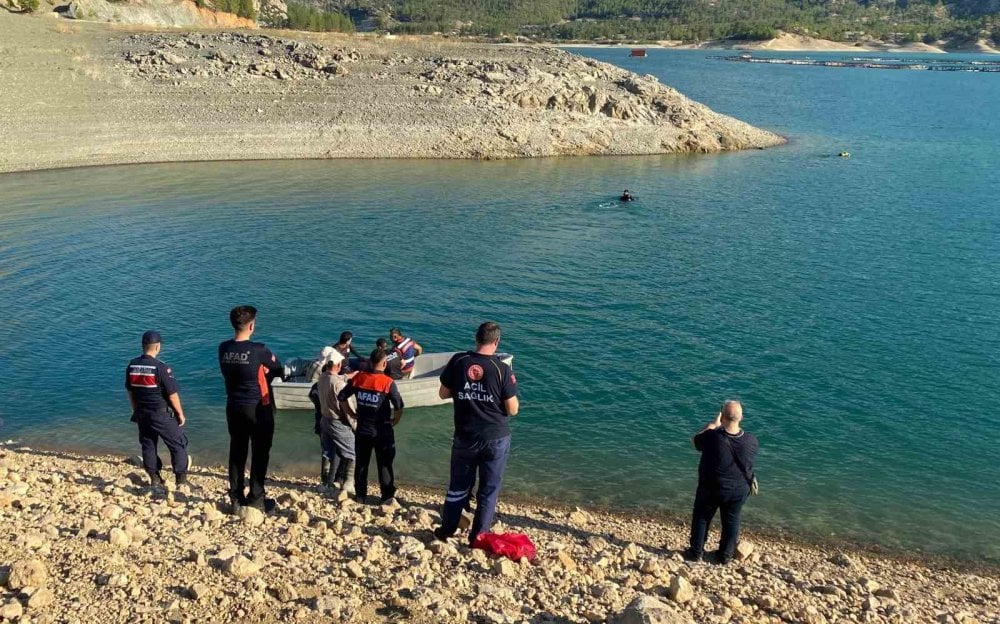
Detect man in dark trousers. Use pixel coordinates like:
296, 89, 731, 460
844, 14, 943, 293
218, 306, 284, 514
337, 348, 403, 504
686, 400, 759, 564
434, 321, 519, 545
125, 330, 188, 487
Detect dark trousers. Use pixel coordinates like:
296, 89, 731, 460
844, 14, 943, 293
440, 435, 511, 544
137, 412, 188, 477
354, 427, 395, 502
689, 484, 748, 559
226, 402, 275, 504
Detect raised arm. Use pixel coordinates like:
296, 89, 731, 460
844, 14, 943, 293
693, 411, 722, 448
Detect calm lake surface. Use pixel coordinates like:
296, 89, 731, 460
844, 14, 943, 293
1, 49, 998, 564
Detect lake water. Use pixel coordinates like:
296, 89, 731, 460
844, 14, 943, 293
1, 49, 998, 564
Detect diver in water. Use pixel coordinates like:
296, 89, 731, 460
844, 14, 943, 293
620, 189, 634, 201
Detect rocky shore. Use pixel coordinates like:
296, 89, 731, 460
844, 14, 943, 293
0, 445, 996, 624
0, 12, 783, 174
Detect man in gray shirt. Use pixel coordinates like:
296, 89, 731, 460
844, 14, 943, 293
317, 352, 356, 492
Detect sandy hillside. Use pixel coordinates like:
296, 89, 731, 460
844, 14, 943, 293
0, 12, 784, 174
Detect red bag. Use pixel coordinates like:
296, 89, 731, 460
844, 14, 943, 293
472, 532, 537, 561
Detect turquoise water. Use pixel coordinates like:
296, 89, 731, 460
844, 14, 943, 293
1, 50, 999, 563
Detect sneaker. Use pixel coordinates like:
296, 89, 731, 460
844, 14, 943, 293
681, 548, 703, 563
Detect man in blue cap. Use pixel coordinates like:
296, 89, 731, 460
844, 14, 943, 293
125, 330, 189, 487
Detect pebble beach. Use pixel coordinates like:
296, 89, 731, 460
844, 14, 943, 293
0, 445, 996, 624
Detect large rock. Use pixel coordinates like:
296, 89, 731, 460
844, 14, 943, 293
239, 506, 265, 528
224, 555, 260, 579
615, 595, 696, 624
0, 600, 23, 621
7, 559, 47, 590
667, 575, 694, 603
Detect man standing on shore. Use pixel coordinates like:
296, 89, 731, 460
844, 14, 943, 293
125, 330, 189, 488
337, 348, 403, 504
318, 352, 357, 492
389, 327, 422, 378
434, 321, 519, 545
685, 400, 758, 564
218, 306, 284, 514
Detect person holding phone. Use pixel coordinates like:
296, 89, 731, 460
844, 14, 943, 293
685, 400, 759, 564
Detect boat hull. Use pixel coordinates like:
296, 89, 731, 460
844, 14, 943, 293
272, 352, 514, 410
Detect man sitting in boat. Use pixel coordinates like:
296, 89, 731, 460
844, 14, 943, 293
389, 327, 423, 379
375, 338, 405, 380
332, 331, 363, 372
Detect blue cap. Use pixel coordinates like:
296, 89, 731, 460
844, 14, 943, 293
141, 330, 162, 345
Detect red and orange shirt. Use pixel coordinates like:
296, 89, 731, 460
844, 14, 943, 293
338, 371, 403, 435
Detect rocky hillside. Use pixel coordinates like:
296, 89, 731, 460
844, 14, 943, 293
0, 12, 782, 173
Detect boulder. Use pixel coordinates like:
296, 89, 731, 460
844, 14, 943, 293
667, 575, 693, 603
7, 559, 47, 590
493, 559, 518, 576
239, 506, 265, 527
735, 540, 755, 560
108, 527, 132, 548
568, 507, 593, 526
27, 587, 54, 609
615, 594, 696, 624
224, 555, 260, 580
0, 600, 23, 621
346, 561, 364, 579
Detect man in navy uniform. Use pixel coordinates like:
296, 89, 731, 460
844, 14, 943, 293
337, 348, 403, 504
434, 321, 519, 545
125, 330, 188, 487
219, 306, 284, 513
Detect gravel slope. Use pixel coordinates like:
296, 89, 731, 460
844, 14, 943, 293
0, 12, 784, 174
0, 445, 997, 624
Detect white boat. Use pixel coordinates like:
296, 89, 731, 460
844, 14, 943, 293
271, 351, 514, 410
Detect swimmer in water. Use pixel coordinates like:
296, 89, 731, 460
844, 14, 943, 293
620, 189, 634, 201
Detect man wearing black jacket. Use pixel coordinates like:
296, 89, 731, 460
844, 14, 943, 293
686, 400, 758, 564
218, 306, 284, 514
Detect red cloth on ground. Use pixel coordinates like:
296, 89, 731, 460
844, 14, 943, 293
472, 532, 537, 561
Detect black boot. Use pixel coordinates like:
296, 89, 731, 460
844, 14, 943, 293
148, 471, 164, 487
175, 473, 187, 486
320, 457, 331, 486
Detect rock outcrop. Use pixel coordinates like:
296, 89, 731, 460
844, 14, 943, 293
67, 0, 255, 29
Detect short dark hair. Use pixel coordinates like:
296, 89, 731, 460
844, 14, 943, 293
370, 348, 387, 366
476, 321, 501, 345
388, 327, 402, 338
338, 331, 353, 344
321, 360, 335, 373
230, 306, 257, 331
375, 338, 388, 349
